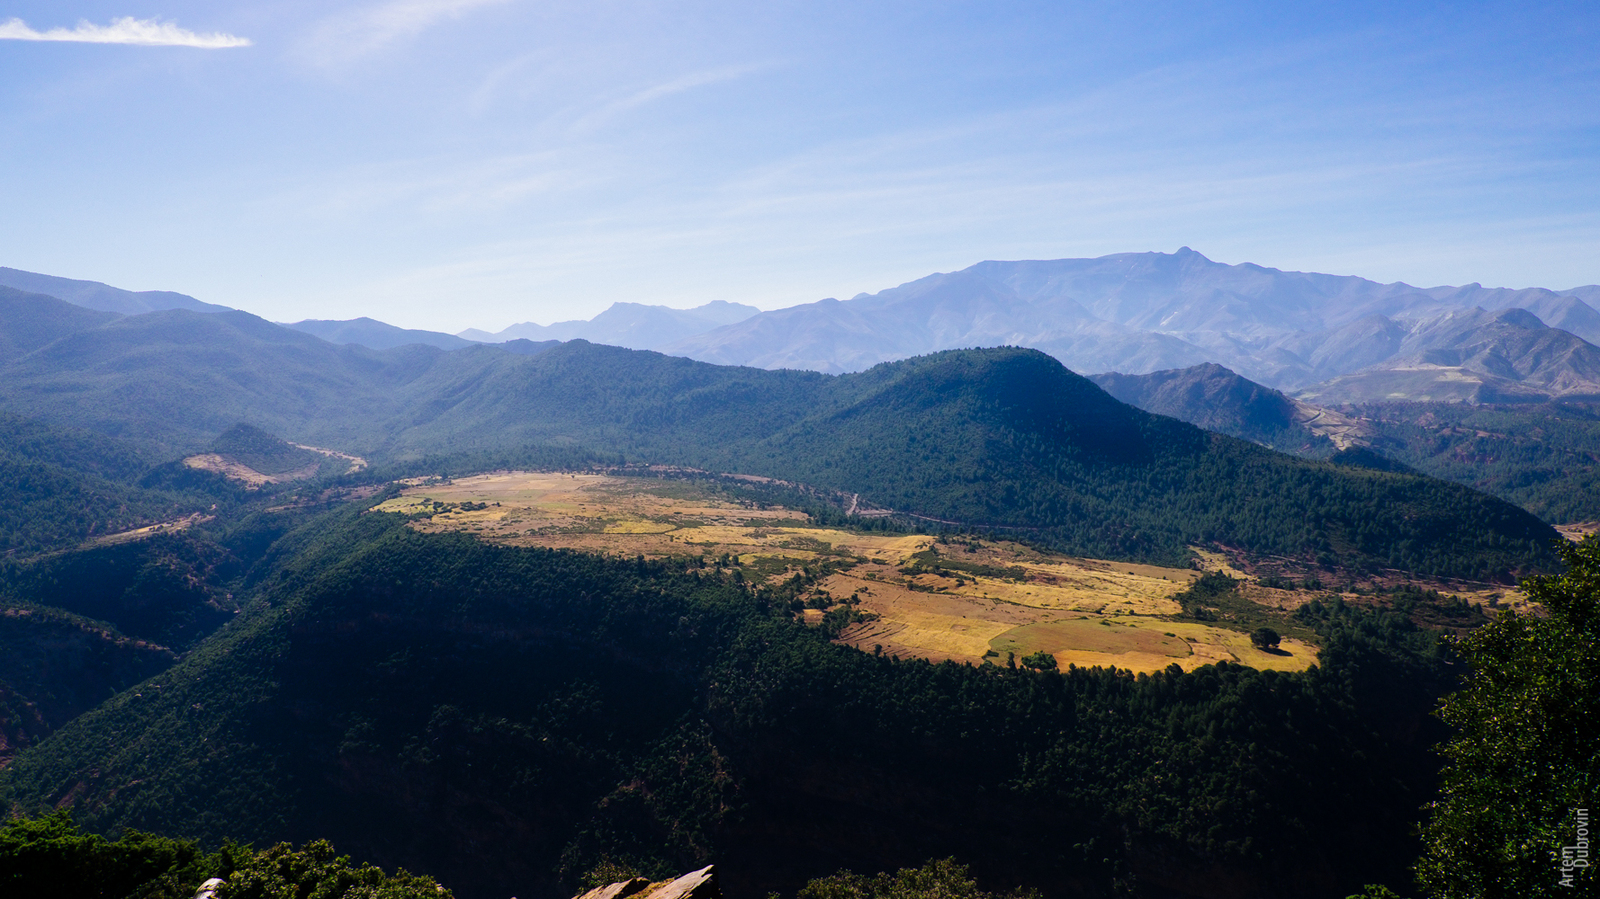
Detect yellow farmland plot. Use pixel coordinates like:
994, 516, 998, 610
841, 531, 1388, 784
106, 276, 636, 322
371, 470, 1317, 674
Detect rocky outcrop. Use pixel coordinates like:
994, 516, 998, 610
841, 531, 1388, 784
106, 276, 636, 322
573, 866, 719, 899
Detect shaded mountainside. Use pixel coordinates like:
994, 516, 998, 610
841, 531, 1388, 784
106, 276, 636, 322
0, 519, 285, 764
1090, 363, 1337, 457
0, 267, 231, 316
0, 508, 1460, 899
0, 601, 176, 767
0, 533, 242, 652
0, 411, 209, 557
0, 501, 356, 762
0, 285, 120, 364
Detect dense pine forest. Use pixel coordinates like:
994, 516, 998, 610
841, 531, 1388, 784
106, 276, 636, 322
0, 501, 1477, 898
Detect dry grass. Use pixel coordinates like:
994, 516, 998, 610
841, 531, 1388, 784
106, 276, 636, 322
372, 471, 1330, 674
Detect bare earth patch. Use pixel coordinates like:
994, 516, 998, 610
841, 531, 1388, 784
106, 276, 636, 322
87, 513, 214, 548
182, 454, 294, 486
1557, 521, 1600, 542
182, 444, 367, 486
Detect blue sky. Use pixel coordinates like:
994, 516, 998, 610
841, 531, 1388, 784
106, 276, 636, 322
1, 1, 1597, 332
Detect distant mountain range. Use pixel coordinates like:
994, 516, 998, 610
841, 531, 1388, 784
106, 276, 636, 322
657, 249, 1600, 402
459, 300, 761, 351
14, 255, 1600, 402
282, 317, 477, 351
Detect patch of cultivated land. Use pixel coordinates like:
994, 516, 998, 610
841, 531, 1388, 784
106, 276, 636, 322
365, 470, 1521, 675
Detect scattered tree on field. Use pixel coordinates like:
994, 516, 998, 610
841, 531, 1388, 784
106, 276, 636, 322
1250, 627, 1281, 651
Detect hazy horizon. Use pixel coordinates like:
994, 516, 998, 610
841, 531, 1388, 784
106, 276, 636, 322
2, 1, 1597, 332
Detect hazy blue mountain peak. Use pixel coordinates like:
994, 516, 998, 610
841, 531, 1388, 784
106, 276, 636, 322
0, 267, 231, 315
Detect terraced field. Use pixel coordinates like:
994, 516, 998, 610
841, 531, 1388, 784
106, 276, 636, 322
372, 471, 1324, 673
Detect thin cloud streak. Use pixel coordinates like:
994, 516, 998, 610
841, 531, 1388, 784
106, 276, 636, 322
298, 0, 513, 69
571, 62, 778, 132
0, 17, 251, 48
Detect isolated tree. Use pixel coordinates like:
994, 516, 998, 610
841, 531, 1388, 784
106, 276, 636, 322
1417, 537, 1600, 898
1249, 627, 1280, 651
1019, 650, 1058, 671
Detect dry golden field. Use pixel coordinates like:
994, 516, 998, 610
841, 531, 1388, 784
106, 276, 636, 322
367, 470, 1411, 674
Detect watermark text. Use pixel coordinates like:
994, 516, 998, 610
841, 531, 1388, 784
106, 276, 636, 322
1558, 808, 1590, 888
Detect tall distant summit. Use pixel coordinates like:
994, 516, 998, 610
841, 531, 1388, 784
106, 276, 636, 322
657, 249, 1600, 401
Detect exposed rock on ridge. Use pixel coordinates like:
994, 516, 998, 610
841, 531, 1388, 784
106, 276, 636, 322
572, 866, 719, 899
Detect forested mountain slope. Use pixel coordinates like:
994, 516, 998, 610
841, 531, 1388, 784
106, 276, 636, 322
0, 411, 209, 556
0, 302, 1559, 578
1092, 363, 1600, 526
0, 267, 231, 315
0, 286, 119, 363
283, 317, 478, 351
386, 343, 1557, 578
1355, 402, 1600, 525
1090, 363, 1337, 456
0, 506, 1459, 899
0, 308, 459, 455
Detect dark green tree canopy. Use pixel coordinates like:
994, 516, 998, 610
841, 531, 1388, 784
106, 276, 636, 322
1419, 537, 1600, 899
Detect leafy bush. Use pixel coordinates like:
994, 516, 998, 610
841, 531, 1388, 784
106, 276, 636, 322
0, 812, 451, 899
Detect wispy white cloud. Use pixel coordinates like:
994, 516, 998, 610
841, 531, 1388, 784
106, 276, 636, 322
298, 0, 512, 70
467, 51, 542, 114
572, 63, 778, 132
0, 16, 250, 48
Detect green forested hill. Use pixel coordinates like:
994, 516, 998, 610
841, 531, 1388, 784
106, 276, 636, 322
1090, 362, 1336, 457
0, 600, 176, 766
0, 285, 119, 363
391, 343, 1555, 578
208, 423, 328, 477
718, 349, 1553, 578
0, 506, 1459, 899
1355, 401, 1600, 524
0, 307, 462, 455
0, 412, 201, 556
0, 313, 1559, 576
